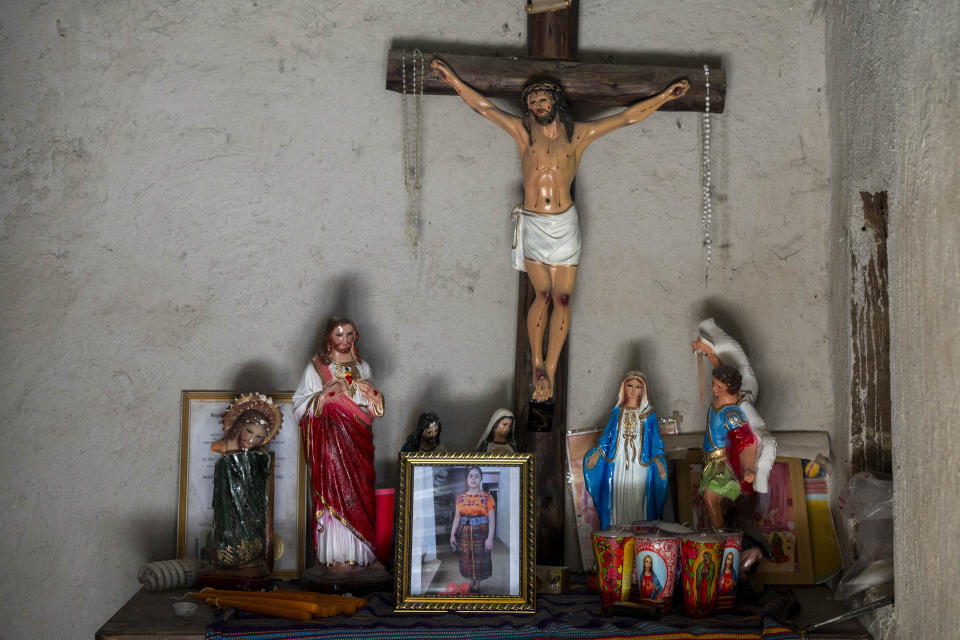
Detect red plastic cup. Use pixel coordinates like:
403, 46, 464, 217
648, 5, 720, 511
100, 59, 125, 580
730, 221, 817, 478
374, 488, 395, 565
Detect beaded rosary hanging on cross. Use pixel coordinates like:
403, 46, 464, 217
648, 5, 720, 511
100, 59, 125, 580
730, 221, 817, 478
401, 49, 425, 256
701, 64, 713, 286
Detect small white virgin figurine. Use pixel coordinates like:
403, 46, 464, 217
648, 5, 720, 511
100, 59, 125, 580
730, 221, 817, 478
475, 409, 518, 454
583, 372, 669, 530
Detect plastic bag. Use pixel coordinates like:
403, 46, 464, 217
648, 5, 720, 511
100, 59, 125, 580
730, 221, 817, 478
834, 560, 894, 601
834, 472, 894, 600
836, 471, 892, 520
855, 519, 893, 562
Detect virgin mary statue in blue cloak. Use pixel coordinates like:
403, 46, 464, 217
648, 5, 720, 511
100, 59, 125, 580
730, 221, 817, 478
583, 371, 668, 529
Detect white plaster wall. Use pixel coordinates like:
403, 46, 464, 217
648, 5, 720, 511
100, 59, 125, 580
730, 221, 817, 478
568, 1, 832, 431
826, 1, 960, 637
0, 2, 833, 637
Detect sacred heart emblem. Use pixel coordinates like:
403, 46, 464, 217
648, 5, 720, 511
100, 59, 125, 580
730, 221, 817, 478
344, 372, 354, 386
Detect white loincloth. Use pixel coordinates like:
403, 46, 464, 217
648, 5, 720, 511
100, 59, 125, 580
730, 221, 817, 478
511, 204, 581, 271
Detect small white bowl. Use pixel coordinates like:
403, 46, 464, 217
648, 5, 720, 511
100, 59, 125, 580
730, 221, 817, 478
173, 602, 198, 617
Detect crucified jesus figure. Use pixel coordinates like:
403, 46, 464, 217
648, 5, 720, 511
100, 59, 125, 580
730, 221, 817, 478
432, 58, 689, 402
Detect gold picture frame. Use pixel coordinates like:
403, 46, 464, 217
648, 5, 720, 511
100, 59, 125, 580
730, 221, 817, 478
177, 391, 307, 578
394, 452, 536, 613
676, 450, 814, 584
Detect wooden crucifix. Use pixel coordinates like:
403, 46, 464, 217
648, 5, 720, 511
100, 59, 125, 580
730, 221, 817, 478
386, 1, 725, 565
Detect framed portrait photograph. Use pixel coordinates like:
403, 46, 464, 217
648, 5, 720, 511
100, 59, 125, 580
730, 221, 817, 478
177, 391, 306, 578
676, 450, 814, 584
394, 452, 536, 613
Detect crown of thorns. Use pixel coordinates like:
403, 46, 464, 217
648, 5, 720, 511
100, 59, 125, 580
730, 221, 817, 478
521, 80, 565, 103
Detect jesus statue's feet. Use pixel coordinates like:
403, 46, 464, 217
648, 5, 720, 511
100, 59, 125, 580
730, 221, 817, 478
532, 370, 553, 403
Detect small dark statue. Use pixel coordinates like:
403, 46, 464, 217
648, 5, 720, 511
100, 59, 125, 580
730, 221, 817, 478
201, 393, 283, 588
401, 411, 447, 453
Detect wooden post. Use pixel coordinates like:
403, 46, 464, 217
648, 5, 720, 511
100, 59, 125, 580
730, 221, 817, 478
850, 191, 892, 474
514, 0, 580, 567
527, 0, 578, 60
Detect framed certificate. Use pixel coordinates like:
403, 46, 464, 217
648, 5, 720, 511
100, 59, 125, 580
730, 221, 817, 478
177, 391, 306, 578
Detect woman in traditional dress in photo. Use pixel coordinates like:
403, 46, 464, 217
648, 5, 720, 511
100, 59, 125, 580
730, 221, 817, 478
208, 393, 283, 574
475, 408, 518, 454
583, 371, 668, 530
719, 551, 739, 595
449, 466, 496, 591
